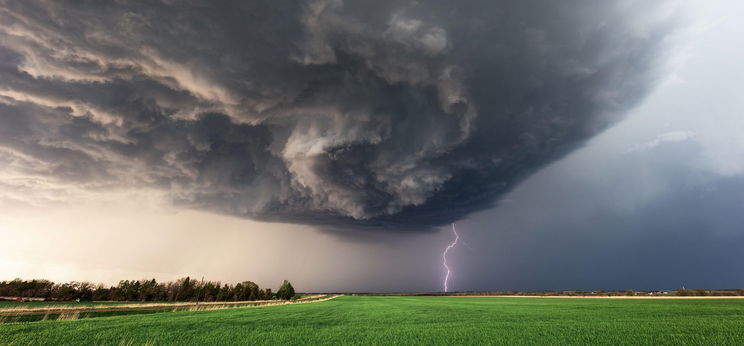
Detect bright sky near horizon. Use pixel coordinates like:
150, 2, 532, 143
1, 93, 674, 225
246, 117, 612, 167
1, 0, 743, 292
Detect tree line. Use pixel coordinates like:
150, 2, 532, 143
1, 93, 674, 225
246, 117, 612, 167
0, 277, 296, 302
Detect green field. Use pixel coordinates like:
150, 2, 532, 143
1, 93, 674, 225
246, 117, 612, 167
0, 301, 169, 308
2, 296, 744, 345
0, 301, 174, 322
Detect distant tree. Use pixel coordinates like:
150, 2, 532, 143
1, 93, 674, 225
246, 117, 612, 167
625, 290, 635, 296
176, 277, 195, 301
77, 282, 94, 301
242, 281, 259, 301
166, 281, 178, 301
92, 284, 109, 301
53, 283, 78, 300
0, 277, 289, 303
276, 280, 295, 300
234, 283, 246, 301
139, 279, 156, 301
202, 281, 218, 302
216, 284, 230, 301
695, 288, 708, 296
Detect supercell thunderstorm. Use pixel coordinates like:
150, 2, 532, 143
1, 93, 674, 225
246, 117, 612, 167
0, 0, 674, 231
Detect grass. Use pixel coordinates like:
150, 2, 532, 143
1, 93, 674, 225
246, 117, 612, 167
0, 301, 169, 308
2, 296, 744, 345
0, 301, 174, 322
0, 309, 171, 323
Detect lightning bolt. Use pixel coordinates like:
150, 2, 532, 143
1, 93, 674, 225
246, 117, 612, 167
442, 223, 460, 293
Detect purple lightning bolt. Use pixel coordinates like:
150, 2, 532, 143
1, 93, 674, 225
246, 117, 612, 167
442, 223, 460, 293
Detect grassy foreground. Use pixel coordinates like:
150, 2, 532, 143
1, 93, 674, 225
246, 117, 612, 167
0, 301, 169, 308
2, 295, 744, 345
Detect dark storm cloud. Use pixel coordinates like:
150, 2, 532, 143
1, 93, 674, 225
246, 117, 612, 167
0, 0, 675, 230
457, 138, 744, 291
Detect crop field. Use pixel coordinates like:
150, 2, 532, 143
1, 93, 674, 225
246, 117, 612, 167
0, 296, 329, 324
2, 296, 744, 345
0, 301, 170, 308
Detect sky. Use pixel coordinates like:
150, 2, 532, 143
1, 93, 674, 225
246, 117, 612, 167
0, 0, 742, 292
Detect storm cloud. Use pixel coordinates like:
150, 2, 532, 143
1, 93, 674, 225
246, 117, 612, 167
0, 0, 675, 230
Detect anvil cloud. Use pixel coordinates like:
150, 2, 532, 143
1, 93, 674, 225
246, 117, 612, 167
0, 0, 674, 230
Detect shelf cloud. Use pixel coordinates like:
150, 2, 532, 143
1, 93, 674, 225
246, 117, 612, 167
0, 0, 675, 231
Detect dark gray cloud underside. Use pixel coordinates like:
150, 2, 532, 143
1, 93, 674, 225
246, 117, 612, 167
0, 0, 674, 232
